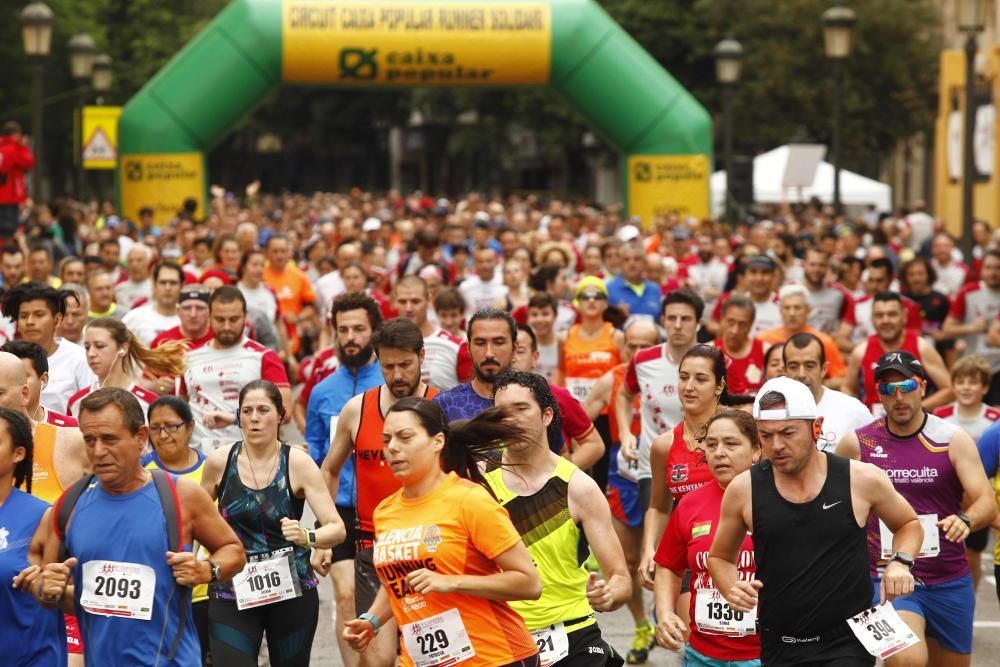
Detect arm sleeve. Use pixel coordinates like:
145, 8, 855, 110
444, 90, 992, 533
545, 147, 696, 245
260, 350, 290, 387
456, 342, 473, 383
462, 485, 522, 560
624, 355, 640, 395
653, 503, 688, 573
304, 392, 329, 466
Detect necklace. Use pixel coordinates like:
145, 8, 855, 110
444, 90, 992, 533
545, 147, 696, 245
32, 405, 44, 422
244, 443, 279, 489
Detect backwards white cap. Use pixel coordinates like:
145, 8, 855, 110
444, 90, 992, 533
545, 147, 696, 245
752, 376, 818, 421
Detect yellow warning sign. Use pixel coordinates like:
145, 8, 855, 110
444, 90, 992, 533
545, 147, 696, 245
627, 155, 711, 230
82, 106, 121, 170
119, 153, 204, 227
282, 1, 551, 85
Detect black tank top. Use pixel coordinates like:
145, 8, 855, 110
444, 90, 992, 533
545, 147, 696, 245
751, 452, 871, 636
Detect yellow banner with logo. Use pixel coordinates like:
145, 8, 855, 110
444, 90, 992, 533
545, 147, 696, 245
120, 153, 204, 227
282, 1, 551, 85
82, 106, 121, 170
627, 154, 710, 229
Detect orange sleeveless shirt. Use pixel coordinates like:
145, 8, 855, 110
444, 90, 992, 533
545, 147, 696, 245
355, 384, 440, 534
563, 322, 620, 405
30, 423, 64, 504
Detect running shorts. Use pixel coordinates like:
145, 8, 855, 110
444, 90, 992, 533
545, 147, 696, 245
606, 445, 643, 528
331, 504, 357, 563
871, 573, 974, 654
683, 644, 760, 667
354, 546, 382, 615
549, 619, 623, 667
967, 526, 988, 551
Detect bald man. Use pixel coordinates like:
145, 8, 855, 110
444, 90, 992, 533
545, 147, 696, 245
0, 351, 89, 504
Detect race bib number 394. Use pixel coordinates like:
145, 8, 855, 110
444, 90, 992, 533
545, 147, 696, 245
694, 588, 757, 636
847, 604, 920, 659
80, 560, 156, 620
402, 608, 476, 667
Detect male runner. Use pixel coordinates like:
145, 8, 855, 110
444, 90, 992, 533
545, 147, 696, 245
711, 294, 765, 396
151, 284, 213, 350
844, 291, 952, 414
783, 332, 872, 452
614, 288, 702, 664
121, 261, 182, 345
318, 318, 439, 667
708, 255, 781, 337
393, 274, 472, 391
183, 286, 290, 453
489, 369, 630, 666
710, 376, 923, 665
2, 339, 78, 426
305, 292, 384, 667
35, 388, 245, 666
942, 248, 1000, 404
838, 351, 996, 667
527, 293, 561, 380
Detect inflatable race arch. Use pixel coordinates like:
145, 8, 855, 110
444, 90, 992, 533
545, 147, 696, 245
117, 0, 712, 226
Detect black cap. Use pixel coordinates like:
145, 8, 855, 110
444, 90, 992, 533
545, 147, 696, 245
178, 285, 211, 304
874, 350, 927, 381
746, 254, 777, 271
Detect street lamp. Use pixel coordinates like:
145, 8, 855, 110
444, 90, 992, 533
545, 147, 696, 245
91, 54, 113, 94
822, 2, 856, 215
958, 0, 984, 262
20, 2, 55, 199
714, 37, 743, 225
68, 33, 97, 198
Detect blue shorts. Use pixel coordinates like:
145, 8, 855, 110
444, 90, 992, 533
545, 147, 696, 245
870, 574, 974, 654
683, 644, 760, 667
606, 446, 642, 528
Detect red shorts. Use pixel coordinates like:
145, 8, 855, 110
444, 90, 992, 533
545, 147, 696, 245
66, 613, 83, 654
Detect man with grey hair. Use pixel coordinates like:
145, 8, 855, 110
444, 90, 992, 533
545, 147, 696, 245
710, 376, 923, 666
759, 283, 847, 389
114, 243, 154, 309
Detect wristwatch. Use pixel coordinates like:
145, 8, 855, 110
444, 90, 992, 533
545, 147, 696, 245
208, 560, 221, 583
958, 514, 972, 530
888, 552, 915, 569
307, 529, 317, 547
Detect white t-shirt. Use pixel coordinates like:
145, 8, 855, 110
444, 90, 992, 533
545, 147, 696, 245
121, 304, 181, 346
459, 275, 508, 317
815, 388, 874, 453
239, 283, 279, 323
41, 338, 97, 413
422, 328, 470, 391
115, 279, 152, 311
315, 271, 345, 318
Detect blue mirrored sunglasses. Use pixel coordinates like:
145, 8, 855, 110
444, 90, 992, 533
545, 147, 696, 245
876, 379, 920, 396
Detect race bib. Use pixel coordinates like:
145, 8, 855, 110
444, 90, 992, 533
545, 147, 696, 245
233, 548, 302, 610
81, 560, 156, 620
531, 622, 570, 666
878, 514, 940, 559
694, 587, 757, 636
402, 608, 476, 667
616, 447, 641, 482
565, 377, 596, 403
847, 604, 919, 659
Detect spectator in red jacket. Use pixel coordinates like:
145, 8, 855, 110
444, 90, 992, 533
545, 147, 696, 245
0, 121, 35, 244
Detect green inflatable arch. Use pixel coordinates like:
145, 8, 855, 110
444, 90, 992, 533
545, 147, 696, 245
118, 0, 712, 226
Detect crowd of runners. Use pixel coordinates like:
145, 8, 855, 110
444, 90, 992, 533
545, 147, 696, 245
2, 178, 1000, 667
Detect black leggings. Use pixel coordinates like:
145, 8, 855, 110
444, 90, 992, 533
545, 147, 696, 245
208, 587, 319, 667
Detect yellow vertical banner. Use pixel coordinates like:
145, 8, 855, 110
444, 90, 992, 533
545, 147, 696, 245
119, 153, 205, 227
627, 154, 710, 229
82, 106, 122, 170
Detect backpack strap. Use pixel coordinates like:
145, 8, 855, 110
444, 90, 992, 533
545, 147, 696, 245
149, 469, 182, 552
53, 474, 95, 562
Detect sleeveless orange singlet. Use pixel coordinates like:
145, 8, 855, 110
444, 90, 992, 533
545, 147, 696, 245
355, 384, 440, 535
563, 322, 620, 407
30, 423, 64, 504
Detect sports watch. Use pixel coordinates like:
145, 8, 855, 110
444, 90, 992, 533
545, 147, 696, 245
888, 552, 915, 569
958, 514, 972, 530
209, 560, 221, 583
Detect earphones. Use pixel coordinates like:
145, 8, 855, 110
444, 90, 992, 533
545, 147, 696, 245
117, 349, 126, 358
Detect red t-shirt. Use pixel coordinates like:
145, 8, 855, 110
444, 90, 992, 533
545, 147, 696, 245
549, 383, 595, 454
666, 423, 713, 506
713, 338, 765, 396
654, 482, 758, 660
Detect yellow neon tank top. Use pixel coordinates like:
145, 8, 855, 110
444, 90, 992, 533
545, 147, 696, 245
484, 457, 594, 630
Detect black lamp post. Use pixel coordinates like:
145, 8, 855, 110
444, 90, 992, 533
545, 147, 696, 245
822, 2, 857, 215
19, 2, 55, 200
958, 0, 984, 261
714, 37, 743, 226
68, 33, 97, 198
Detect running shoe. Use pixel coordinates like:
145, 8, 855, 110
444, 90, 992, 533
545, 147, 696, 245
626, 619, 655, 664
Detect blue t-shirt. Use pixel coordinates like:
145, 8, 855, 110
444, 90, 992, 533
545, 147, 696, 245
605, 275, 662, 319
0, 489, 66, 667
434, 382, 494, 423
304, 359, 383, 506
977, 419, 1000, 478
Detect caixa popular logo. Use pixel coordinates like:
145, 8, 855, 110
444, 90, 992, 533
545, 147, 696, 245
340, 48, 378, 80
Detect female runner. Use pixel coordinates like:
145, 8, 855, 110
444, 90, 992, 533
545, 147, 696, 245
344, 398, 543, 667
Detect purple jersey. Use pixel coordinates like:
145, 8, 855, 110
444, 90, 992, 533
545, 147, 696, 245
855, 414, 968, 584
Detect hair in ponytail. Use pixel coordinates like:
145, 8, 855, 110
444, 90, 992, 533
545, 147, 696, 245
386, 397, 530, 492
0, 407, 35, 493
85, 317, 187, 377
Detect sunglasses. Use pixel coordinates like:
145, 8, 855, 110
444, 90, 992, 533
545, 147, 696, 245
876, 379, 921, 396
578, 292, 606, 302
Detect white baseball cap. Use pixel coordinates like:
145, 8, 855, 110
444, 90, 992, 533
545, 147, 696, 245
617, 224, 640, 242
362, 217, 382, 232
752, 377, 817, 421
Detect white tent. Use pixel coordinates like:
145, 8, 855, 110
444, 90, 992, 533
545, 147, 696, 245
711, 145, 892, 215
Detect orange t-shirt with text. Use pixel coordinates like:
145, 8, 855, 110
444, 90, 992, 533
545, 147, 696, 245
372, 472, 537, 667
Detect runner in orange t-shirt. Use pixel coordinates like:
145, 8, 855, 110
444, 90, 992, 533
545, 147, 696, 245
343, 397, 542, 667
557, 278, 623, 397
262, 234, 315, 318
317, 319, 442, 665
